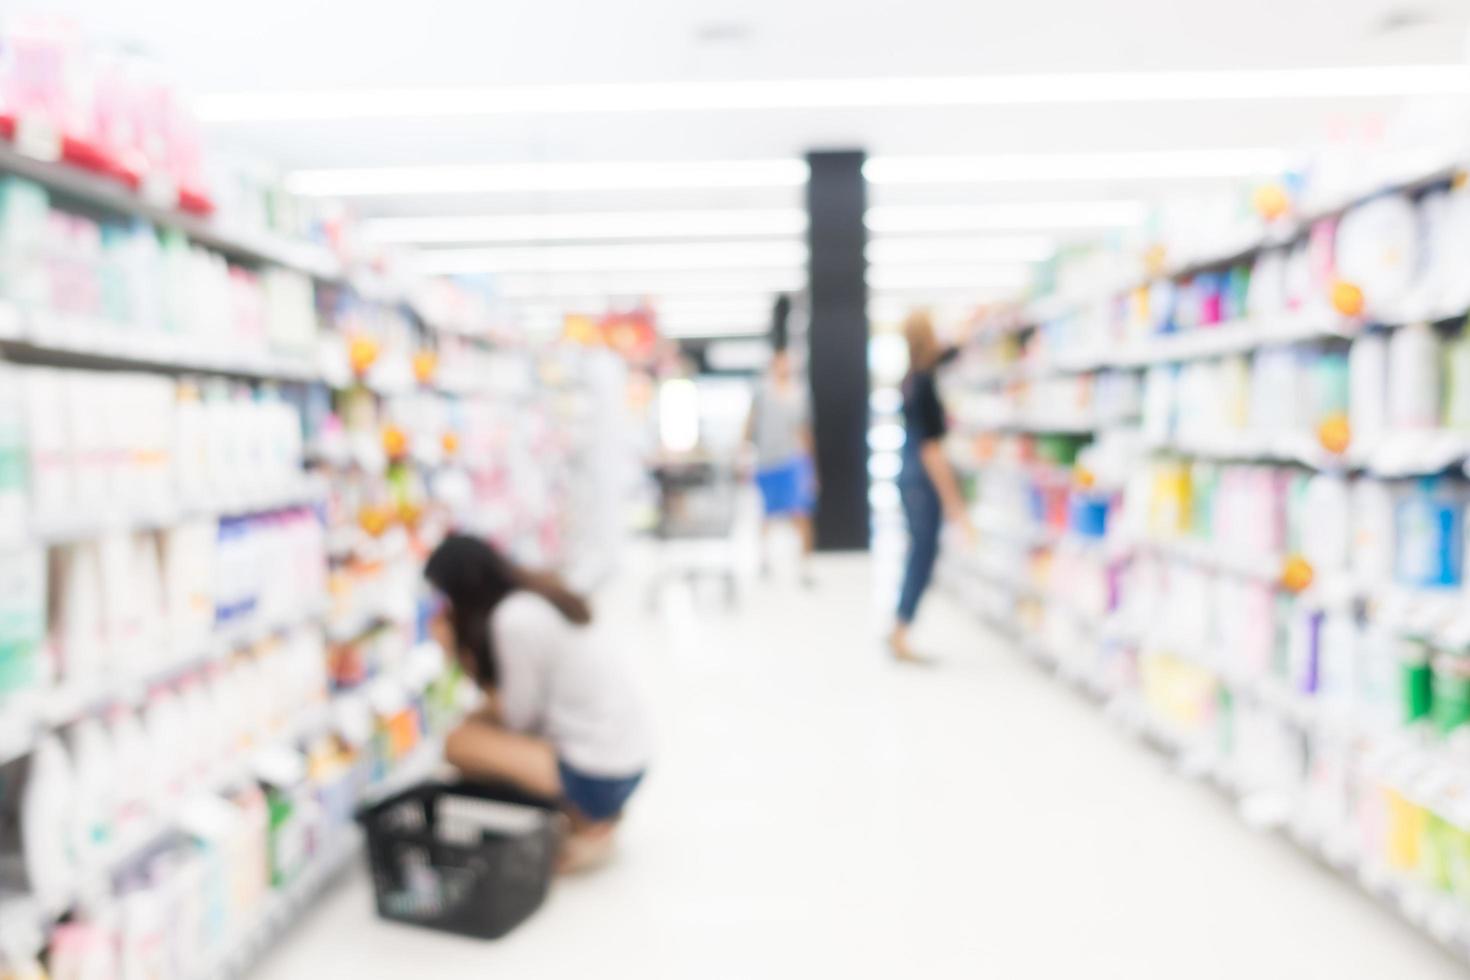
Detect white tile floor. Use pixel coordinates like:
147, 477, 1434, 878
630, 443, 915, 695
257, 553, 1467, 979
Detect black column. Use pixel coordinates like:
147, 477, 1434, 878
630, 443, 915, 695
805, 150, 869, 551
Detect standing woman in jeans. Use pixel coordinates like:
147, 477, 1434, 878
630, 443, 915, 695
889, 310, 973, 662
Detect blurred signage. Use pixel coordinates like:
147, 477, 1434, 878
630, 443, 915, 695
562, 308, 659, 361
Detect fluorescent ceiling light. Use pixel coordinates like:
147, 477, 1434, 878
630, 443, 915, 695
364, 209, 806, 243
870, 285, 1020, 300
867, 200, 1146, 232
867, 235, 1054, 265
201, 65, 1470, 122
651, 298, 771, 315
661, 318, 770, 339
871, 297, 992, 321
865, 148, 1288, 184
519, 298, 769, 320
287, 160, 808, 197
491, 270, 805, 299
704, 340, 774, 371
509, 291, 784, 310
415, 241, 806, 275
869, 265, 1030, 291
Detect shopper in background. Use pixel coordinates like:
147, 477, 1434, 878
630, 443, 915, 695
747, 339, 817, 585
425, 534, 653, 872
889, 310, 972, 662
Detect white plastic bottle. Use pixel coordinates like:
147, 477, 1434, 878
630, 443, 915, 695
1349, 332, 1389, 451
0, 365, 27, 547
68, 719, 116, 872
21, 735, 78, 916
1444, 327, 1470, 429
1350, 479, 1396, 585
56, 542, 105, 689
108, 709, 149, 838
23, 369, 70, 528
0, 546, 45, 698
1302, 474, 1351, 576
1388, 322, 1441, 430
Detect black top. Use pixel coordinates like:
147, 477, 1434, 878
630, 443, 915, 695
902, 370, 947, 446
902, 348, 956, 447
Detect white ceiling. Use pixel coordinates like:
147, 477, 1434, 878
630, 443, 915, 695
42, 0, 1470, 335
54, 0, 1470, 88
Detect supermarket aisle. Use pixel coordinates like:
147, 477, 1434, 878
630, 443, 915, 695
256, 555, 1464, 979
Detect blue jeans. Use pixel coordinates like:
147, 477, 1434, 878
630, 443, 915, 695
897, 467, 942, 624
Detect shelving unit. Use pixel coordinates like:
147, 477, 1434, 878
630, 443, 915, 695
989, 605, 1470, 961
200, 824, 364, 980
1026, 160, 1463, 325
0, 144, 341, 282
946, 155, 1470, 966
0, 94, 561, 979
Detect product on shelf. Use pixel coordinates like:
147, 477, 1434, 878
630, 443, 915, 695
0, 171, 322, 370
948, 331, 1470, 951
0, 17, 207, 204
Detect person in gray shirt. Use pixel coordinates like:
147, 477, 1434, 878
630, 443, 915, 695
746, 347, 816, 583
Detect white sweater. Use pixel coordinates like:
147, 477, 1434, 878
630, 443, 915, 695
490, 591, 653, 778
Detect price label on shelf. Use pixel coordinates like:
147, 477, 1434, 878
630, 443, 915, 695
141, 172, 179, 210
14, 114, 60, 162
0, 707, 35, 766
0, 303, 22, 341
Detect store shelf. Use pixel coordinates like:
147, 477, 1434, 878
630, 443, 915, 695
953, 495, 1470, 627
962, 422, 1470, 480
0, 302, 322, 384
971, 506, 1058, 547
198, 724, 461, 980
981, 600, 1470, 964
961, 415, 1121, 436
24, 692, 458, 961
1139, 534, 1282, 583
0, 146, 461, 340
1023, 161, 1463, 324
995, 312, 1351, 386
0, 143, 340, 282
198, 822, 362, 980
27, 481, 325, 546
0, 600, 329, 769
357, 732, 454, 809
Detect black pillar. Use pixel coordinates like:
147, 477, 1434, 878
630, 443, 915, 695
805, 150, 869, 551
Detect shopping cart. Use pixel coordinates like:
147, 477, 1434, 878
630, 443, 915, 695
648, 458, 745, 605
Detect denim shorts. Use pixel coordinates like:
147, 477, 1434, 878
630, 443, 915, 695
558, 760, 645, 823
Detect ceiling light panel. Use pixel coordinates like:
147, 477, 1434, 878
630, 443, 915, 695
489, 270, 806, 299
865, 148, 1288, 184
659, 317, 771, 339
363, 209, 807, 243
866, 200, 1146, 232
518, 298, 770, 318
868, 265, 1031, 290
287, 159, 809, 196
867, 235, 1055, 265
415, 241, 807, 275
201, 65, 1470, 123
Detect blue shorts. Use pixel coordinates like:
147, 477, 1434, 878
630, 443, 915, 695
558, 760, 645, 823
755, 457, 815, 517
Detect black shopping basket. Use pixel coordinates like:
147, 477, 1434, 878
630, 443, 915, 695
360, 780, 560, 939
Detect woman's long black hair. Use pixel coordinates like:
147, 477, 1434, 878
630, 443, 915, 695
424, 534, 592, 686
